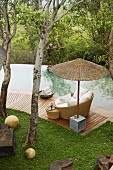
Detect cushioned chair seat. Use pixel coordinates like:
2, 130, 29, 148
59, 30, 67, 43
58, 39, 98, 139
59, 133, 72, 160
54, 93, 94, 119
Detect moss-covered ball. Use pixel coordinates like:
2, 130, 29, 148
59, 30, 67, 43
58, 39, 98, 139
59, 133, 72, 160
4, 115, 19, 128
25, 148, 36, 159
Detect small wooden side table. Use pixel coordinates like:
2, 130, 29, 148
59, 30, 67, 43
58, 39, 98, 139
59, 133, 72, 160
46, 109, 59, 119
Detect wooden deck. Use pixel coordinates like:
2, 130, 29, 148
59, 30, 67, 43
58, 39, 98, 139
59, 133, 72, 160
40, 112, 107, 135
6, 92, 108, 134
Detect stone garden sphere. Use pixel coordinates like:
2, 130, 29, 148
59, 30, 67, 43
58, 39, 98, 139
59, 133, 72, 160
25, 148, 36, 159
4, 115, 19, 128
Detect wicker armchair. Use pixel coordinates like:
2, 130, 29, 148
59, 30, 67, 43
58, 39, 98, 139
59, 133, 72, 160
55, 93, 94, 119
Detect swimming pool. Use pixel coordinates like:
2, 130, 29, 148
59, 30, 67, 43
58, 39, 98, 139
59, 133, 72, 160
0, 64, 113, 107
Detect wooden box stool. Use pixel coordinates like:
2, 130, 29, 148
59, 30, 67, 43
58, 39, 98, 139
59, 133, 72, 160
46, 109, 59, 119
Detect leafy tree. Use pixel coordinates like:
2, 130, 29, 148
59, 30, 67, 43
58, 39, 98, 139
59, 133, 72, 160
76, 0, 113, 77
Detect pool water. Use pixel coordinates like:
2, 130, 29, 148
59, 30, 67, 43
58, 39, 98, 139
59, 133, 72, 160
43, 68, 113, 107
0, 64, 113, 107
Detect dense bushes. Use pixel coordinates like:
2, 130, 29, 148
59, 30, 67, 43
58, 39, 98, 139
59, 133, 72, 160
44, 33, 108, 66
10, 26, 108, 66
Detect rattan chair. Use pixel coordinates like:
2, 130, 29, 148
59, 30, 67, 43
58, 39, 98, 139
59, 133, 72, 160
55, 93, 94, 119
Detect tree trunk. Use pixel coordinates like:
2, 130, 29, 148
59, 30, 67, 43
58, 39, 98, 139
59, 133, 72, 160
24, 25, 49, 146
0, 0, 16, 118
24, 0, 83, 146
108, 30, 113, 79
0, 43, 11, 117
0, 46, 6, 70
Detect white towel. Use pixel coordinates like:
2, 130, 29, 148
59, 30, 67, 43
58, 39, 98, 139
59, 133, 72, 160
43, 86, 51, 91
43, 88, 52, 94
40, 90, 52, 96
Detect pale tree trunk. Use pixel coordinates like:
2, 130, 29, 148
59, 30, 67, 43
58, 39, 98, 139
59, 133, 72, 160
24, 0, 84, 146
24, 24, 49, 146
0, 43, 11, 117
108, 30, 113, 79
0, 46, 6, 70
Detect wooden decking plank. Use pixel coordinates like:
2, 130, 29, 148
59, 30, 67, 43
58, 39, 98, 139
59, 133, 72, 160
84, 117, 107, 131
6, 92, 108, 134
86, 115, 104, 125
86, 115, 106, 128
39, 112, 107, 134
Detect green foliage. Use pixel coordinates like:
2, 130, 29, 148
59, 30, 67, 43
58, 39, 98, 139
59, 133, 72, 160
77, 0, 113, 47
44, 48, 67, 65
9, 1, 110, 66
0, 109, 113, 170
11, 25, 35, 64
45, 31, 107, 66
16, 4, 43, 52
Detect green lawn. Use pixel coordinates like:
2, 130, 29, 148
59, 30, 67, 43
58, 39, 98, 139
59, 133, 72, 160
0, 109, 113, 170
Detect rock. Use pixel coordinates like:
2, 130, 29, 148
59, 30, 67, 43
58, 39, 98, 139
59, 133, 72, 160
5, 115, 19, 128
25, 148, 36, 159
94, 155, 113, 170
50, 158, 74, 170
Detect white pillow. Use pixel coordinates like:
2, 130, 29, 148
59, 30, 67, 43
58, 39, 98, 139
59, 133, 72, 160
55, 98, 66, 104
43, 88, 52, 94
80, 90, 93, 103
55, 98, 68, 107
44, 86, 51, 91
40, 91, 47, 95
41, 89, 52, 95
79, 96, 89, 103
68, 97, 77, 106
59, 93, 71, 103
47, 92, 53, 95
73, 87, 88, 99
85, 91, 93, 99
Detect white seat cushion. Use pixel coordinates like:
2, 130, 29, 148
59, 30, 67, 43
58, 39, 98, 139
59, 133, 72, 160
44, 88, 52, 94
40, 90, 52, 95
80, 90, 93, 103
68, 97, 77, 106
55, 98, 68, 107
58, 93, 71, 103
43, 86, 52, 94
43, 86, 51, 91
73, 87, 88, 99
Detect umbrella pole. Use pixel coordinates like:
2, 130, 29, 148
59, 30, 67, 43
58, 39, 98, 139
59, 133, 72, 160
77, 80, 80, 118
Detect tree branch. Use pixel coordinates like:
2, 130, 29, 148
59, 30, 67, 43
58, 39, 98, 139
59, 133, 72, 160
3, 0, 10, 34
58, 0, 66, 9
0, 20, 3, 40
9, 0, 17, 40
43, 0, 52, 10
48, 0, 84, 30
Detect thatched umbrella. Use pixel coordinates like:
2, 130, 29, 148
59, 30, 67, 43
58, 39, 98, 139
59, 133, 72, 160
0, 46, 6, 70
51, 58, 109, 118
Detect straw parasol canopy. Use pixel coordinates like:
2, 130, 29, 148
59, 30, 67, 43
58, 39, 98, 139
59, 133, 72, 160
51, 58, 109, 118
51, 58, 109, 81
0, 46, 6, 70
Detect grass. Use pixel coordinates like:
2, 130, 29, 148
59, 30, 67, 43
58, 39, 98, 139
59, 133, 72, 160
0, 109, 113, 170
